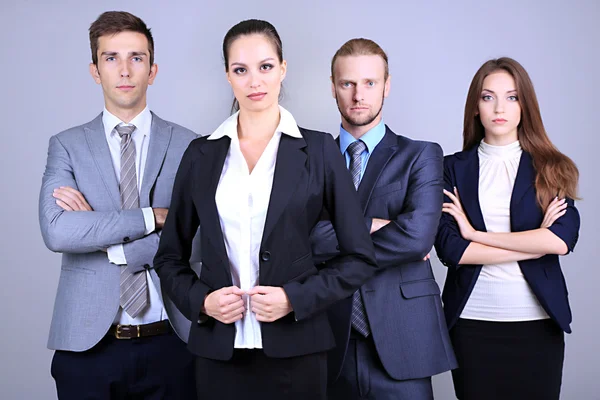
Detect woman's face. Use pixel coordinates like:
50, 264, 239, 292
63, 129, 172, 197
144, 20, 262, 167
478, 71, 521, 145
226, 34, 286, 113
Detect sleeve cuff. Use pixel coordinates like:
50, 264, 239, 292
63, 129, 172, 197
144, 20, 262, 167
142, 207, 155, 235
107, 244, 126, 265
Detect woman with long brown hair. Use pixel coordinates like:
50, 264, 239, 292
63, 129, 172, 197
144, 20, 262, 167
435, 57, 580, 400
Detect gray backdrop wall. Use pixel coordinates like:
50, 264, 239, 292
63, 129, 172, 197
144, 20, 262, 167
1, 0, 598, 398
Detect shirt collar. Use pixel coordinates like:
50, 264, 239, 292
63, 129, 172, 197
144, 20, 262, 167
339, 119, 386, 156
207, 105, 302, 141
102, 106, 152, 139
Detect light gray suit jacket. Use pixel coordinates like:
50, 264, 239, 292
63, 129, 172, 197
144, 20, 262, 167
39, 112, 199, 352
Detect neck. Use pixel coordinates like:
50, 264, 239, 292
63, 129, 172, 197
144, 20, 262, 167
105, 102, 146, 124
483, 130, 519, 146
341, 115, 382, 140
237, 104, 280, 140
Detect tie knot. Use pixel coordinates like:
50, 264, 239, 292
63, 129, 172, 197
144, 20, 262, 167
348, 140, 366, 157
115, 124, 136, 138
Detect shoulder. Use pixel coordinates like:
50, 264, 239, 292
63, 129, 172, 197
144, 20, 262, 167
298, 126, 333, 144
53, 115, 101, 143
385, 127, 442, 157
443, 147, 474, 168
153, 114, 198, 142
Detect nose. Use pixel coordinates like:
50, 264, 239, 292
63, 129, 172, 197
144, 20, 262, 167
494, 99, 505, 114
120, 60, 130, 78
353, 87, 363, 103
249, 72, 260, 89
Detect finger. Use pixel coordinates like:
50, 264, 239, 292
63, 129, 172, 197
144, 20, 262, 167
221, 299, 245, 314
55, 199, 73, 211
453, 186, 461, 201
54, 189, 86, 211
222, 312, 244, 324
222, 305, 246, 320
443, 189, 459, 203
218, 293, 244, 308
248, 286, 270, 296
547, 210, 567, 225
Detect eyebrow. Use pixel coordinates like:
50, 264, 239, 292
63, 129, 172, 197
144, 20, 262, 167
230, 57, 276, 67
482, 88, 517, 94
100, 51, 148, 57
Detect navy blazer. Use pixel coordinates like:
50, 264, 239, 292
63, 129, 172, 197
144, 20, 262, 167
311, 127, 457, 382
435, 145, 580, 333
154, 128, 378, 361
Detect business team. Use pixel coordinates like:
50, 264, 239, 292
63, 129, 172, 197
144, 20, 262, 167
39, 11, 580, 400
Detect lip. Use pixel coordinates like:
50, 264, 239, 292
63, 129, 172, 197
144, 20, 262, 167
117, 85, 135, 91
350, 106, 369, 111
248, 92, 267, 101
492, 118, 507, 124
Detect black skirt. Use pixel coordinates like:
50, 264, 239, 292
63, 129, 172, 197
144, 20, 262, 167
450, 318, 565, 400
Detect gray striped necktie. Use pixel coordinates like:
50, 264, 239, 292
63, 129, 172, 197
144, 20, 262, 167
116, 124, 149, 318
347, 140, 371, 337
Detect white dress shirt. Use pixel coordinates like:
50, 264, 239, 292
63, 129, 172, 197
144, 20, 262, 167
461, 140, 549, 321
102, 106, 167, 325
208, 106, 302, 348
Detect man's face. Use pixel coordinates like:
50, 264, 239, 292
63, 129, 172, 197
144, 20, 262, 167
89, 31, 157, 115
331, 55, 390, 130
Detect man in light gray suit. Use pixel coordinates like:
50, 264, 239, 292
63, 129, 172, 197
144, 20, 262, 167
39, 11, 198, 399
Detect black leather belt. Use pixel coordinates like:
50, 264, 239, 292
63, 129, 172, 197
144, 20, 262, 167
107, 320, 171, 339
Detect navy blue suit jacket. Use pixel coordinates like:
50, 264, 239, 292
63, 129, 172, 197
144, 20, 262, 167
311, 127, 457, 382
435, 146, 580, 333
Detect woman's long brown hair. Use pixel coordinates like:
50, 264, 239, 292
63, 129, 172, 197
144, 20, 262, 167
463, 57, 579, 211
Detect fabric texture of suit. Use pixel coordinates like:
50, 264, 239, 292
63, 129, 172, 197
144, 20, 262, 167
154, 127, 379, 361
434, 145, 580, 333
311, 126, 458, 383
39, 112, 199, 351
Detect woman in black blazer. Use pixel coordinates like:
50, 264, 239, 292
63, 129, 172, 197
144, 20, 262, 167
153, 20, 377, 400
435, 57, 580, 400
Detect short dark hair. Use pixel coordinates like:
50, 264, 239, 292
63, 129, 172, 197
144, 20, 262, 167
89, 11, 154, 66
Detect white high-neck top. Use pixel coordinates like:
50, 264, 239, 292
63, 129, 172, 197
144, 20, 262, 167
461, 140, 549, 321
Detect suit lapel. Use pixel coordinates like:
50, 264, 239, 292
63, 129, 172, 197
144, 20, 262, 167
84, 113, 121, 209
455, 147, 487, 232
199, 137, 232, 275
261, 134, 307, 246
510, 151, 535, 214
140, 113, 171, 207
356, 127, 398, 211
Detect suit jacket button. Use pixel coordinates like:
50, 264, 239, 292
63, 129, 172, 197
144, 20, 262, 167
123, 236, 130, 242
261, 251, 271, 261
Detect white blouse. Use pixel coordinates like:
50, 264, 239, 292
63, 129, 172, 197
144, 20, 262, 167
208, 106, 302, 348
461, 140, 549, 321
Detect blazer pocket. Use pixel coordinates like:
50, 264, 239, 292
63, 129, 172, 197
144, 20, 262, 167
287, 252, 317, 281
61, 266, 96, 275
399, 279, 440, 299
371, 182, 403, 199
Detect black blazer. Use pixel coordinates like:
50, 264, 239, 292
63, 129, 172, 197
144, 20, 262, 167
311, 127, 457, 381
154, 127, 378, 360
435, 146, 580, 333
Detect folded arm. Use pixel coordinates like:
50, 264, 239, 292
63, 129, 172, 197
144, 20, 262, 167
39, 135, 146, 254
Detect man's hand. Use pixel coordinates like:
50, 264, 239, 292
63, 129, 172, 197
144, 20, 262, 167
248, 286, 293, 322
153, 208, 168, 230
202, 286, 246, 324
53, 187, 92, 211
370, 218, 391, 234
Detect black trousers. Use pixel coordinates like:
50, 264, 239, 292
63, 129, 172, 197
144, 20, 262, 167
51, 329, 196, 400
195, 349, 327, 400
450, 318, 565, 400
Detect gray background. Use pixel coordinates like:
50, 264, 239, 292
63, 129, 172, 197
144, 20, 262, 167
0, 0, 597, 398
